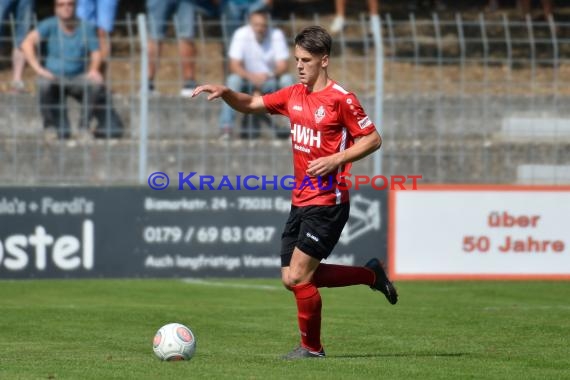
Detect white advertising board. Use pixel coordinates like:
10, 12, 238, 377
389, 186, 570, 280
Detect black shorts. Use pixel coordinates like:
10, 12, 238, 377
280, 203, 350, 267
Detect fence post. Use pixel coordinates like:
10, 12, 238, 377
432, 12, 443, 181
456, 13, 466, 169
547, 14, 559, 98
137, 14, 149, 185
370, 13, 383, 175
526, 14, 536, 95
360, 13, 370, 95
479, 13, 489, 90
385, 13, 396, 59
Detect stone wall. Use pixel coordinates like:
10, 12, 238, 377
1, 93, 569, 185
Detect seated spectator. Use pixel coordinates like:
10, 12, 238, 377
21, 0, 123, 139
147, 0, 215, 97
219, 10, 293, 139
0, 0, 35, 93
76, 0, 119, 66
220, 0, 272, 46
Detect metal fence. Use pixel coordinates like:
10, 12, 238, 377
1, 12, 569, 186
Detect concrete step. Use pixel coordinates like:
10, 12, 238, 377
3, 93, 570, 140
1, 137, 569, 185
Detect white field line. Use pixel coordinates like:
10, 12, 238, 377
483, 305, 570, 311
181, 278, 281, 291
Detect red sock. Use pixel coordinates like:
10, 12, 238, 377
312, 263, 375, 288
291, 282, 322, 352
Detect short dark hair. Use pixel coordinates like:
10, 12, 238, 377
294, 26, 331, 56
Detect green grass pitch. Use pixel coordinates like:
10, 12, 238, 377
1, 279, 568, 379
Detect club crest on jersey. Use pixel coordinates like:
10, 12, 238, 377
314, 105, 325, 124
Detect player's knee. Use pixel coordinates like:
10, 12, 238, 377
285, 272, 306, 288
281, 273, 293, 290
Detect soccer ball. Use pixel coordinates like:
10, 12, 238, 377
152, 323, 196, 361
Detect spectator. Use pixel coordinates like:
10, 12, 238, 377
220, 0, 272, 46
76, 0, 119, 66
147, 0, 213, 97
330, 0, 379, 34
21, 0, 123, 139
219, 10, 293, 139
0, 0, 35, 93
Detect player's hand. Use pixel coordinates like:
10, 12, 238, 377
192, 84, 227, 100
307, 155, 342, 177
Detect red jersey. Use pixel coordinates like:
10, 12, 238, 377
262, 81, 377, 206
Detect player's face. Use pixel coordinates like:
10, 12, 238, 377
294, 45, 328, 86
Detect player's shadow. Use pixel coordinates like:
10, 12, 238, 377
331, 352, 470, 359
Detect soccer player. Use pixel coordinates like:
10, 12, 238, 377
192, 25, 398, 360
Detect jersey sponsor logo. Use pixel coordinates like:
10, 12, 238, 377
358, 116, 372, 129
314, 105, 325, 124
292, 105, 303, 111
291, 124, 321, 149
294, 144, 311, 153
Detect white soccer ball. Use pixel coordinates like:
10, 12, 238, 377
152, 323, 196, 361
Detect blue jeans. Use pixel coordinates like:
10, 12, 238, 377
147, 0, 197, 40
76, 0, 119, 33
219, 72, 294, 130
220, 0, 269, 44
0, 0, 34, 48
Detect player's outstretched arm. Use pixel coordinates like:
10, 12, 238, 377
192, 84, 267, 114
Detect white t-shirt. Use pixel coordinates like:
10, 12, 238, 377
228, 25, 290, 74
